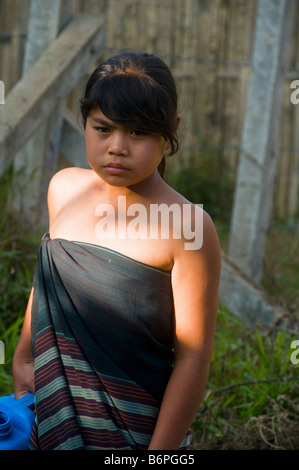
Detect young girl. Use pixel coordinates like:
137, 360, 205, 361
13, 51, 221, 450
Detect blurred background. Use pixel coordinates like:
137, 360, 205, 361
0, 0, 298, 449
1, 0, 299, 220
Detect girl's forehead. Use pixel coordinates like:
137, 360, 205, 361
88, 108, 133, 130
88, 108, 116, 125
89, 107, 107, 119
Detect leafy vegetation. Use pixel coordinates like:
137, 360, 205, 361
191, 308, 299, 449
166, 150, 234, 225
0, 165, 40, 395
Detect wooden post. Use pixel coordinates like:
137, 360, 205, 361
228, 0, 295, 284
13, 0, 63, 230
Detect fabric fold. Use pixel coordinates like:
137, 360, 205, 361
29, 234, 191, 450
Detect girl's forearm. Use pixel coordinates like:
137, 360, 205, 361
13, 288, 35, 398
148, 357, 210, 450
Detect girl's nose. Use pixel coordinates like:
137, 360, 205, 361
108, 132, 129, 156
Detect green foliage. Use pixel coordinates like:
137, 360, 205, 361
0, 316, 25, 393
191, 308, 299, 449
262, 222, 299, 314
0, 165, 40, 394
165, 150, 234, 225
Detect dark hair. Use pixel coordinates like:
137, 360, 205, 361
80, 51, 179, 177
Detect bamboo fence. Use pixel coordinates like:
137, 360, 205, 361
0, 0, 298, 217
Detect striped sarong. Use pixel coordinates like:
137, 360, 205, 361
29, 234, 191, 450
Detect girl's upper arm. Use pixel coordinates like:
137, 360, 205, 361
13, 287, 35, 362
171, 209, 221, 364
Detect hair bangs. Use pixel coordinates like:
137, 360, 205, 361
88, 73, 169, 134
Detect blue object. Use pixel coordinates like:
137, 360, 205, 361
0, 393, 35, 450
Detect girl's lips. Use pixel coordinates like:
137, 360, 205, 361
104, 163, 129, 174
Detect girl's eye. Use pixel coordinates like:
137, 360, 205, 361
131, 130, 148, 136
95, 126, 110, 133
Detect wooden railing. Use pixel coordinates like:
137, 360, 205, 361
0, 1, 105, 229
0, 14, 104, 173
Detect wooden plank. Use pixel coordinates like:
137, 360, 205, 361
0, 13, 105, 175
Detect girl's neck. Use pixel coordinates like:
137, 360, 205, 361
100, 169, 165, 204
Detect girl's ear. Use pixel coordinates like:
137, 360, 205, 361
166, 114, 181, 149
173, 114, 181, 134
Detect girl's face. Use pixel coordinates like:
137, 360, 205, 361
85, 108, 168, 188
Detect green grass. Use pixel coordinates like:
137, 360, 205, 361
191, 308, 299, 449
0, 165, 40, 395
165, 152, 234, 225
262, 221, 299, 315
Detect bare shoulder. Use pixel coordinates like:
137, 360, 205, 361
47, 167, 94, 220
48, 167, 93, 189
163, 181, 219, 250
159, 180, 221, 266
172, 205, 221, 283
